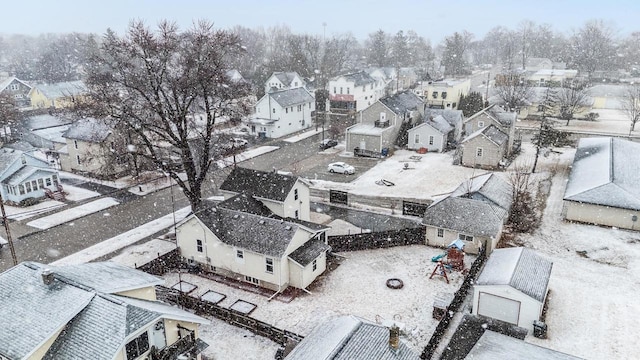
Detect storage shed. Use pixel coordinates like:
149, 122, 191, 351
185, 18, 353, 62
472, 247, 552, 333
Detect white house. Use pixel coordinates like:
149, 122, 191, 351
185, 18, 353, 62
0, 147, 62, 204
472, 247, 553, 333
0, 261, 209, 359
176, 197, 330, 292
264, 71, 306, 94
219, 167, 311, 221
328, 71, 385, 113
422, 173, 512, 254
563, 137, 640, 230
250, 87, 314, 139
407, 115, 453, 152
418, 78, 471, 110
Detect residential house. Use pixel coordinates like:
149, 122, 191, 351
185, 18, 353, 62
328, 71, 384, 113
459, 125, 509, 169
424, 108, 465, 145
524, 57, 566, 71
0, 261, 209, 359
250, 87, 314, 139
366, 67, 399, 95
462, 104, 517, 160
0, 147, 62, 204
176, 196, 330, 292
345, 91, 424, 154
220, 167, 311, 221
525, 69, 578, 87
264, 71, 306, 94
0, 76, 32, 107
465, 331, 581, 359
563, 137, 640, 230
407, 115, 453, 152
521, 87, 593, 120
59, 118, 126, 178
226, 69, 246, 83
284, 315, 420, 360
473, 247, 553, 333
397, 67, 419, 91
29, 80, 87, 109
20, 113, 73, 151
421, 78, 471, 110
422, 173, 512, 254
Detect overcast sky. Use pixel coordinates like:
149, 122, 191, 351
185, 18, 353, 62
1, 0, 637, 43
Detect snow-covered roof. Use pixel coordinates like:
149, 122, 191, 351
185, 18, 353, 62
62, 117, 112, 142
269, 87, 314, 108
424, 108, 464, 128
51, 261, 164, 293
0, 76, 31, 92
465, 104, 516, 127
467, 331, 581, 359
475, 247, 553, 303
422, 196, 507, 238
346, 123, 390, 135
24, 114, 73, 130
221, 166, 299, 202
271, 71, 300, 86
379, 91, 424, 115
449, 173, 512, 212
461, 124, 508, 146
284, 315, 420, 360
334, 71, 377, 86
31, 80, 87, 99
564, 137, 640, 210
289, 238, 332, 267
3, 166, 56, 186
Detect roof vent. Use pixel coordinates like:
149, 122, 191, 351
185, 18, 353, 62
42, 268, 54, 285
285, 225, 292, 230
259, 220, 265, 225
233, 214, 239, 219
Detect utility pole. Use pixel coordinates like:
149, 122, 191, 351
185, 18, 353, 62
485, 71, 491, 104
0, 194, 17, 266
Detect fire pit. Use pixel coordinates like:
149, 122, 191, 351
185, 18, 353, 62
386, 278, 404, 289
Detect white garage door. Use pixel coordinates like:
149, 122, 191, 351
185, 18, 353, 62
478, 292, 520, 325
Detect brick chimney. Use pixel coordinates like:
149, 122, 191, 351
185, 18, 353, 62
389, 324, 400, 352
42, 268, 54, 285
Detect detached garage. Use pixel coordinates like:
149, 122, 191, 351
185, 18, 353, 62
472, 247, 552, 333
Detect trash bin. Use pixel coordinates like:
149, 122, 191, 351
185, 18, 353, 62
381, 148, 389, 157
533, 320, 547, 339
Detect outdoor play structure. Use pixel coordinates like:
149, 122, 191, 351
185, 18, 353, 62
429, 240, 466, 284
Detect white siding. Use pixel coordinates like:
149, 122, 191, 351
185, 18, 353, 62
564, 201, 640, 230
472, 284, 544, 332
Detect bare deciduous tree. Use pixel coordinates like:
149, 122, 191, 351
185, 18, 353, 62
554, 82, 591, 125
621, 84, 640, 135
82, 20, 250, 210
493, 71, 534, 111
570, 19, 616, 79
507, 161, 539, 233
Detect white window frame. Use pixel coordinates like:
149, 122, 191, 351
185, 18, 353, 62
458, 234, 474, 242
74, 140, 78, 149
236, 249, 244, 263
428, 135, 434, 145
476, 147, 483, 157
244, 275, 259, 285
437, 228, 444, 238
312, 259, 317, 271
478, 120, 485, 128
414, 133, 420, 144
265, 257, 274, 274
295, 210, 299, 219
294, 188, 298, 200
76, 155, 81, 165
196, 239, 203, 253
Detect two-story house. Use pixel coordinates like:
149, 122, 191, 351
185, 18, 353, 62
250, 87, 314, 139
0, 76, 32, 107
264, 71, 306, 94
422, 78, 471, 110
328, 71, 384, 113
29, 80, 87, 109
220, 167, 311, 221
176, 196, 330, 292
460, 105, 518, 169
0, 147, 62, 204
0, 261, 209, 359
345, 91, 424, 154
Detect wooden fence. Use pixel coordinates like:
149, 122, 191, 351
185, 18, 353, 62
156, 286, 304, 347
328, 227, 425, 252
419, 247, 487, 360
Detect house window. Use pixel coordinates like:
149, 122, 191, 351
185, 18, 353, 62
333, 87, 336, 94
76, 155, 81, 165
37, 179, 44, 189
9, 84, 18, 91
285, 108, 288, 114
196, 239, 203, 253
414, 133, 420, 144
125, 332, 150, 360
340, 87, 343, 94
442, 92, 447, 99
346, 87, 350, 95
272, 108, 276, 113
25, 182, 32, 193
312, 259, 317, 271
297, 105, 302, 112
537, 104, 545, 112
295, 210, 299, 219
19, 185, 25, 195
432, 91, 438, 99
294, 188, 298, 200
74, 140, 78, 149
46, 178, 52, 186
236, 249, 244, 259
459, 234, 474, 242
478, 121, 485, 128
245, 276, 259, 285
429, 135, 434, 145
14, 94, 23, 99
294, 81, 298, 86
265, 257, 274, 274
437, 228, 444, 238
476, 147, 483, 157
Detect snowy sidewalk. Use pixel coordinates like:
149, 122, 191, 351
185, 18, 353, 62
283, 128, 322, 143
26, 198, 120, 230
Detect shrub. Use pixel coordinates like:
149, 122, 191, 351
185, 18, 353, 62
19, 197, 40, 207
585, 112, 600, 121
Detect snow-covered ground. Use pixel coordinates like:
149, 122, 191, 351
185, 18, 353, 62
283, 128, 323, 143
517, 108, 640, 137
26, 197, 120, 230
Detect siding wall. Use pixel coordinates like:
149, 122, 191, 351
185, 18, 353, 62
461, 135, 506, 169
425, 226, 496, 255
472, 284, 543, 332
564, 201, 640, 230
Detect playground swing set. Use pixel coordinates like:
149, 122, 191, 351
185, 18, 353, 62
429, 240, 466, 284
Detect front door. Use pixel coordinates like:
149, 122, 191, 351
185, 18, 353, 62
359, 140, 366, 150
150, 321, 166, 350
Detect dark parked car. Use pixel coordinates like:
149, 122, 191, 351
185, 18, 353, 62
319, 139, 338, 150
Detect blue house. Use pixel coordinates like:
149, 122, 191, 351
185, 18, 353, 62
0, 148, 62, 204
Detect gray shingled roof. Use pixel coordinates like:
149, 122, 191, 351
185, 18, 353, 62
424, 109, 464, 128
285, 315, 420, 360
476, 247, 553, 303
270, 87, 314, 108
0, 148, 25, 176
486, 106, 516, 126
32, 80, 87, 99
273, 72, 299, 86
217, 193, 276, 217
0, 77, 30, 92
4, 141, 36, 153
467, 331, 582, 359
422, 197, 507, 238
52, 261, 164, 293
380, 91, 423, 115
220, 167, 299, 202
62, 118, 112, 142
3, 167, 56, 186
462, 124, 508, 146
425, 115, 454, 134
195, 207, 301, 258
449, 173, 513, 212
337, 71, 376, 86
289, 239, 331, 266
564, 137, 640, 210
24, 114, 73, 130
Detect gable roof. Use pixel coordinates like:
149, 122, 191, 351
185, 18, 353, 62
564, 137, 640, 210
272, 71, 301, 86
0, 148, 50, 180
289, 238, 331, 267
334, 71, 376, 86
422, 197, 507, 238
465, 104, 516, 127
269, 87, 314, 108
62, 118, 112, 142
462, 124, 508, 146
0, 77, 31, 92
217, 193, 276, 217
51, 261, 164, 293
449, 173, 512, 212
31, 80, 87, 99
475, 247, 553, 302
379, 91, 423, 115
466, 331, 581, 359
424, 108, 464, 128
285, 315, 420, 360
220, 167, 300, 202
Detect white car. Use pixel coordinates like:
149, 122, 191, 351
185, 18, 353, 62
230, 138, 248, 148
328, 162, 355, 175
